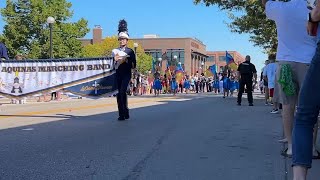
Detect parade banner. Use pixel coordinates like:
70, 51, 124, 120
0, 57, 117, 98
64, 74, 117, 97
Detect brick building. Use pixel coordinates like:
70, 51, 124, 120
79, 25, 103, 46
79, 28, 246, 75
131, 36, 208, 75
206, 51, 245, 73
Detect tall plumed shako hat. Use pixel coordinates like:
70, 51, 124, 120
118, 19, 129, 39
307, 0, 317, 10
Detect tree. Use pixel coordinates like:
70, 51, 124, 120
194, 0, 278, 54
1, 0, 89, 59
83, 36, 153, 74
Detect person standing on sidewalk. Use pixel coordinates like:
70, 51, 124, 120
237, 55, 257, 106
112, 20, 136, 121
262, 0, 317, 158
291, 0, 320, 179
262, 60, 270, 105
194, 72, 199, 93
263, 54, 279, 113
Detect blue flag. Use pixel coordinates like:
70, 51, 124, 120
209, 65, 217, 75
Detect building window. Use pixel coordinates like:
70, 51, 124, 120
166, 49, 185, 66
219, 56, 226, 62
207, 56, 215, 62
145, 49, 162, 60
145, 49, 163, 71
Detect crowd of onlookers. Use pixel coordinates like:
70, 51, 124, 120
128, 69, 241, 97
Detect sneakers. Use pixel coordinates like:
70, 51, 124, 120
270, 109, 279, 114
278, 138, 288, 143
265, 102, 269, 106
249, 103, 254, 106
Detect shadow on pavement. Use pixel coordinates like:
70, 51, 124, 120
0, 95, 318, 179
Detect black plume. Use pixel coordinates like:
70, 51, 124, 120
118, 19, 128, 34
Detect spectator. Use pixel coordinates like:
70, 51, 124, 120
0, 42, 9, 60
263, 54, 279, 113
262, 60, 270, 105
262, 0, 318, 160
291, 1, 320, 179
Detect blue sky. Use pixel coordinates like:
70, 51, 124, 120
0, 0, 267, 72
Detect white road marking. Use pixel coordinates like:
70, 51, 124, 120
22, 128, 34, 131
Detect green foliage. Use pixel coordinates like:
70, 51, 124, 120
194, 0, 277, 54
1, 0, 89, 59
83, 36, 153, 74
136, 53, 152, 74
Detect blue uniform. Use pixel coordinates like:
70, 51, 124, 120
222, 77, 230, 90
230, 80, 237, 91
153, 79, 162, 90
171, 78, 178, 90
213, 80, 219, 89
184, 80, 190, 89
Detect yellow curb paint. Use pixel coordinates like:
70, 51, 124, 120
0, 97, 177, 119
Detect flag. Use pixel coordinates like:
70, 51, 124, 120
175, 62, 185, 82
229, 63, 238, 71
175, 70, 184, 82
226, 51, 238, 71
226, 51, 234, 65
169, 65, 176, 72
165, 60, 172, 78
209, 65, 217, 75
165, 69, 171, 78
204, 68, 213, 77
205, 65, 217, 77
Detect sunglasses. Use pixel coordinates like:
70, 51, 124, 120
118, 38, 127, 41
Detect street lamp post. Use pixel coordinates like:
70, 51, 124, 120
47, 17, 55, 59
156, 57, 162, 71
201, 61, 204, 73
158, 57, 162, 67
173, 55, 178, 66
133, 43, 138, 58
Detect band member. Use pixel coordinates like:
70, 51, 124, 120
112, 20, 136, 121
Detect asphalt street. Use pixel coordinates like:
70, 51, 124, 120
0, 94, 319, 180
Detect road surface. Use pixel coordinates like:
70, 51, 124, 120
0, 93, 319, 180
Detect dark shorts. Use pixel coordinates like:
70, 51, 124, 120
269, 88, 274, 97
